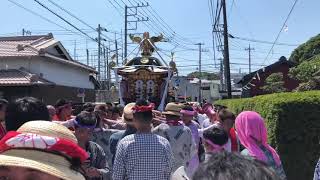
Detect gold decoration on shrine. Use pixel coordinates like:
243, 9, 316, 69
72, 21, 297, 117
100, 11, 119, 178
141, 57, 149, 64
108, 61, 116, 69
169, 52, 177, 73
129, 32, 163, 58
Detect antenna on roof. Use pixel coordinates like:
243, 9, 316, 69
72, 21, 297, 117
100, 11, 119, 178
22, 28, 31, 36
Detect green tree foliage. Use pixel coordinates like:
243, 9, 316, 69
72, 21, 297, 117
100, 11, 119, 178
289, 55, 320, 91
289, 34, 320, 64
294, 81, 318, 92
262, 73, 286, 93
187, 71, 219, 80
216, 91, 320, 180
289, 55, 320, 82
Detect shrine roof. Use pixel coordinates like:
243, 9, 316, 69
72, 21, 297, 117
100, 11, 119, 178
118, 66, 168, 74
125, 56, 164, 66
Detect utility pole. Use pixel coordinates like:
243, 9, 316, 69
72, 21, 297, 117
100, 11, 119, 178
115, 40, 119, 65
107, 42, 111, 90
124, 5, 128, 60
115, 33, 119, 65
22, 29, 31, 36
124, 3, 149, 63
86, 38, 89, 66
219, 58, 224, 91
245, 44, 254, 73
86, 49, 89, 66
103, 47, 106, 81
106, 46, 110, 90
73, 40, 77, 60
196, 43, 204, 103
222, 0, 232, 98
121, 29, 124, 64
96, 24, 107, 81
97, 24, 101, 81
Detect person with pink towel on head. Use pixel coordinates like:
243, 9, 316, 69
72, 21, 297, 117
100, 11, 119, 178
180, 105, 200, 177
235, 111, 287, 180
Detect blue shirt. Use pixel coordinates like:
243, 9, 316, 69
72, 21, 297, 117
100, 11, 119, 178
109, 126, 137, 165
241, 146, 287, 180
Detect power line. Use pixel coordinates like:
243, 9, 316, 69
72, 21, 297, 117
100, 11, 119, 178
229, 34, 299, 46
208, 0, 214, 27
263, 0, 299, 65
144, 0, 195, 44
33, 0, 97, 42
232, 1, 254, 39
47, 0, 95, 31
177, 63, 265, 68
129, 0, 195, 46
228, 0, 235, 20
7, 0, 81, 37
107, 0, 125, 16
239, 0, 300, 92
30, 29, 94, 33
47, 0, 114, 43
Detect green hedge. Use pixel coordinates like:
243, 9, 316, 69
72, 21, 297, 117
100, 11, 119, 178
216, 91, 320, 180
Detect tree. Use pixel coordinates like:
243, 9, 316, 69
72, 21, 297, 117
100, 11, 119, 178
288, 33, 320, 91
262, 73, 287, 93
289, 34, 320, 64
187, 71, 219, 80
289, 55, 320, 83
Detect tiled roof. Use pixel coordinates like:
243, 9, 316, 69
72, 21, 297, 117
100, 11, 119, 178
0, 34, 55, 57
237, 56, 296, 85
0, 68, 54, 86
0, 34, 96, 72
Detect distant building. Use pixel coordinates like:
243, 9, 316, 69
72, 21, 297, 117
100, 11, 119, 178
0, 34, 99, 103
237, 56, 299, 97
171, 76, 221, 102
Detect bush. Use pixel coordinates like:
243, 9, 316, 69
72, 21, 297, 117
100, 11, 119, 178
216, 91, 320, 180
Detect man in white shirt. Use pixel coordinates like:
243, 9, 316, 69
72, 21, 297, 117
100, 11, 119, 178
153, 103, 196, 172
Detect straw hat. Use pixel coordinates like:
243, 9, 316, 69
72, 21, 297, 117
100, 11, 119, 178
162, 102, 184, 117
0, 121, 85, 180
122, 103, 135, 124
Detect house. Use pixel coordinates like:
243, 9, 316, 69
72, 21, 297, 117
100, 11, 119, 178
237, 56, 299, 97
0, 34, 99, 103
171, 76, 221, 102
219, 73, 245, 99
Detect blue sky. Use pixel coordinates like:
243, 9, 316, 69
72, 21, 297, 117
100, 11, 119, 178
1, 0, 319, 75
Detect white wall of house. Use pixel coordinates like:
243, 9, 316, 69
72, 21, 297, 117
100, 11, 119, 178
172, 77, 221, 102
38, 57, 94, 89
0, 57, 40, 73
0, 56, 94, 89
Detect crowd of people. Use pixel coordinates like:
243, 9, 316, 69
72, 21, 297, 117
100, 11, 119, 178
0, 96, 312, 180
